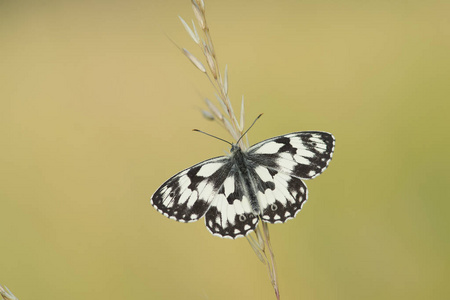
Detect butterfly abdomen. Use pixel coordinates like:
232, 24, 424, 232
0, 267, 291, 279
231, 145, 261, 214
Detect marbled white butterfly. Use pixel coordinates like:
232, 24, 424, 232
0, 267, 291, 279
151, 125, 335, 239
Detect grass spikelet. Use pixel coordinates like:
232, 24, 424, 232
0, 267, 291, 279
205, 98, 224, 121
201, 109, 215, 121
214, 94, 230, 119
191, 20, 200, 43
182, 48, 206, 73
205, 47, 217, 79
192, 2, 206, 30
193, 0, 205, 13
205, 33, 215, 58
224, 65, 228, 96
179, 16, 200, 44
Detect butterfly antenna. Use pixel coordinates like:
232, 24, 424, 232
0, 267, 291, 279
236, 113, 263, 145
193, 129, 233, 146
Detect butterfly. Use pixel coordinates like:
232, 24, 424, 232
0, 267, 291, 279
151, 127, 335, 239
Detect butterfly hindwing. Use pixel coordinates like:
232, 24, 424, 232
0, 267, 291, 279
249, 166, 308, 223
205, 171, 259, 239
151, 156, 231, 223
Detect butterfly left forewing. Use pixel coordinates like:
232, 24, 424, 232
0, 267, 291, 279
151, 156, 231, 223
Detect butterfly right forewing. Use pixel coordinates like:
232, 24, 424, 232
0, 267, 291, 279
248, 131, 335, 179
247, 131, 335, 224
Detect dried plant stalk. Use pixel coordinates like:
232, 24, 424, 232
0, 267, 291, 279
177, 1, 281, 299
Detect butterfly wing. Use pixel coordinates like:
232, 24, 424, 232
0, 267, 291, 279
247, 131, 335, 223
205, 170, 259, 239
151, 156, 232, 223
248, 131, 335, 179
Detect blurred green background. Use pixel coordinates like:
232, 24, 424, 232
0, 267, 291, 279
1, 0, 449, 299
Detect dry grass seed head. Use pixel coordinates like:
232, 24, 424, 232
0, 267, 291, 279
205, 98, 224, 121
193, 0, 205, 13
215, 93, 230, 118
192, 2, 206, 30
205, 34, 215, 58
201, 109, 215, 121
205, 48, 217, 79
182, 48, 206, 73
179, 16, 200, 44
224, 65, 228, 95
240, 95, 245, 131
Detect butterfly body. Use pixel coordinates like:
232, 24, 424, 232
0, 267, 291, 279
229, 144, 262, 214
151, 131, 335, 239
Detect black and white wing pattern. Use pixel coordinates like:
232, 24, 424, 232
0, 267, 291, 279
247, 131, 335, 223
151, 157, 231, 223
151, 156, 260, 239
151, 131, 335, 239
204, 169, 260, 239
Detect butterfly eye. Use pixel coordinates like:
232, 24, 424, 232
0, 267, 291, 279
270, 203, 278, 211
239, 215, 246, 222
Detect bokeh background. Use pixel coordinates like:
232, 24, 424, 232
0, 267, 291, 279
1, 0, 449, 299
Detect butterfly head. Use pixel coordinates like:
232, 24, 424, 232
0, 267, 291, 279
230, 143, 241, 154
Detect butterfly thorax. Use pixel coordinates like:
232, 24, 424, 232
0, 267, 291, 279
230, 144, 261, 214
